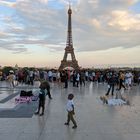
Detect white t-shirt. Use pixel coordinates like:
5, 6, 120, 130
66, 100, 74, 111
108, 99, 126, 105
48, 71, 52, 77
125, 72, 132, 79
76, 73, 80, 81
92, 72, 95, 77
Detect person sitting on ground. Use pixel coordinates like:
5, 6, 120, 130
100, 95, 130, 105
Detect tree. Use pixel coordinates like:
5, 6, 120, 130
2, 66, 14, 76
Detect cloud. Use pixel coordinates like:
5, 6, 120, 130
0, 0, 16, 7
91, 19, 101, 28
0, 0, 140, 54
40, 0, 48, 4
108, 10, 140, 30
0, 41, 28, 53
114, 0, 139, 5
71, 0, 140, 51
0, 31, 8, 38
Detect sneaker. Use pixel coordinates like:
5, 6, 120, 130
40, 113, 44, 116
34, 112, 39, 115
64, 122, 69, 125
72, 125, 77, 129
105, 93, 109, 96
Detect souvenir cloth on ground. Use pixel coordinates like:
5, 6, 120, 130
15, 95, 38, 103
15, 90, 39, 103
15, 96, 32, 104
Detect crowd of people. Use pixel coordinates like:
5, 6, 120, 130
0, 68, 140, 89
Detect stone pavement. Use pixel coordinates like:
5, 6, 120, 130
0, 81, 140, 140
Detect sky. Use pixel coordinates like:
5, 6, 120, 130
0, 0, 140, 68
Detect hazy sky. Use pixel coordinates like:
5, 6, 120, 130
0, 0, 140, 68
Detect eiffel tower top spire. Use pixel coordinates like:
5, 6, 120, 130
68, 1, 71, 8
68, 1, 72, 13
67, 2, 73, 48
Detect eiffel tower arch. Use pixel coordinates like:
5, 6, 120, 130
59, 5, 79, 71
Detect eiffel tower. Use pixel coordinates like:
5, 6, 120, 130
59, 5, 79, 70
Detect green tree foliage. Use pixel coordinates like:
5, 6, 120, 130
2, 66, 14, 76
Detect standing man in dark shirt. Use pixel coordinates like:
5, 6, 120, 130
35, 88, 46, 116
64, 70, 68, 88
106, 74, 116, 96
39, 80, 52, 99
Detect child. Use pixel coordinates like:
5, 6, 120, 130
64, 93, 77, 129
35, 88, 46, 116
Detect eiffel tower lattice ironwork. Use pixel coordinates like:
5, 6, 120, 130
59, 5, 79, 70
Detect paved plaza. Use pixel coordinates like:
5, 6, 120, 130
0, 81, 140, 140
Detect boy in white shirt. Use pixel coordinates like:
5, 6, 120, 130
64, 94, 77, 129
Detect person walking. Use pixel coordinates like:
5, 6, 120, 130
76, 72, 80, 87
72, 71, 77, 87
80, 71, 85, 86
64, 93, 77, 129
118, 71, 126, 90
7, 71, 15, 88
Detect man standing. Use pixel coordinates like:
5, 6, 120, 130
106, 74, 116, 96
39, 80, 52, 99
35, 88, 46, 116
64, 70, 68, 88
